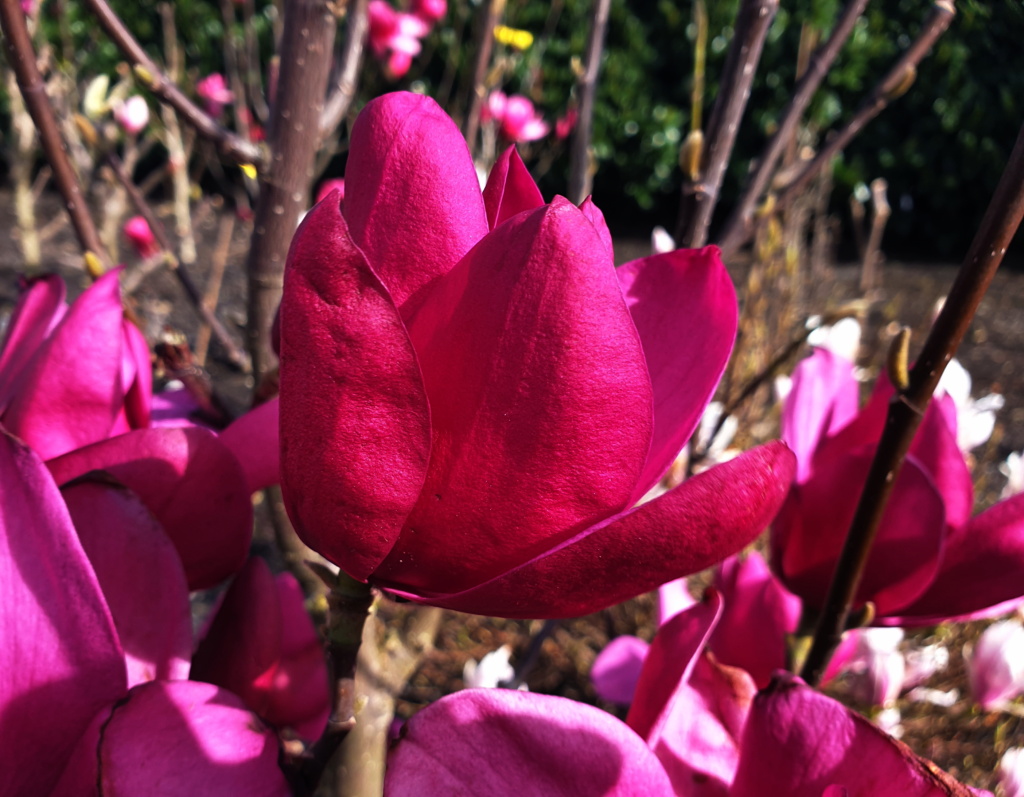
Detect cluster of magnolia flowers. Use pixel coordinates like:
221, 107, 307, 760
4, 91, 1024, 795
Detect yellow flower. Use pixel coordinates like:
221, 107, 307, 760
493, 25, 534, 50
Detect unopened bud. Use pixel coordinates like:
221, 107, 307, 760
887, 326, 911, 391
679, 129, 704, 181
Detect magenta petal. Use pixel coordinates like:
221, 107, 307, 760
47, 427, 253, 589
617, 246, 738, 501
62, 478, 192, 687
776, 447, 946, 616
0, 433, 126, 797
783, 348, 861, 482
220, 397, 280, 492
280, 198, 431, 581
710, 551, 802, 689
4, 269, 125, 459
0, 273, 66, 411
344, 92, 489, 315
482, 146, 545, 229
96, 681, 291, 796
120, 318, 153, 430
380, 199, 654, 594
730, 674, 977, 797
385, 689, 674, 796
906, 394, 973, 529
398, 442, 795, 618
591, 635, 650, 705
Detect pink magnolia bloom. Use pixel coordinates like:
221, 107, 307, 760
123, 215, 159, 258
555, 107, 578, 140
0, 271, 152, 460
483, 91, 550, 142
197, 72, 234, 117
411, 0, 446, 23
968, 618, 1024, 710
114, 95, 150, 135
1000, 748, 1024, 797
279, 92, 795, 619
773, 347, 1024, 625
368, 0, 430, 78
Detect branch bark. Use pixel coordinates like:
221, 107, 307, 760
462, 0, 505, 151
320, 0, 369, 137
567, 0, 611, 205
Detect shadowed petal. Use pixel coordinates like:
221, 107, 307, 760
47, 427, 252, 589
0, 433, 126, 797
221, 397, 280, 492
120, 318, 153, 430
62, 477, 192, 688
0, 273, 66, 411
482, 146, 545, 229
385, 689, 674, 796
280, 199, 431, 581
388, 442, 794, 618
617, 246, 737, 502
380, 199, 654, 594
344, 92, 488, 316
905, 394, 973, 530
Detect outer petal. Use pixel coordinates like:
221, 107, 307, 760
96, 681, 291, 797
775, 447, 946, 616
62, 477, 192, 687
379, 199, 653, 594
390, 442, 795, 618
120, 318, 153, 430
0, 273, 66, 411
47, 427, 252, 589
578, 196, 614, 260
709, 551, 802, 689
344, 92, 489, 315
220, 397, 280, 492
591, 635, 650, 705
3, 269, 124, 459
617, 246, 738, 502
730, 674, 978, 797
385, 689, 674, 796
0, 433, 126, 797
782, 348, 861, 482
280, 198, 431, 581
482, 146, 545, 229
906, 394, 973, 530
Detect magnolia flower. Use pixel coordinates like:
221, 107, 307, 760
555, 108, 578, 140
999, 748, 1024, 797
114, 95, 150, 135
845, 627, 906, 708
483, 91, 550, 142
197, 73, 234, 117
124, 215, 159, 258
411, 0, 446, 23
462, 645, 518, 690
968, 617, 1024, 710
938, 356, 1004, 453
368, 0, 431, 78
651, 225, 675, 255
279, 92, 794, 619
1002, 451, 1024, 499
773, 347, 1024, 625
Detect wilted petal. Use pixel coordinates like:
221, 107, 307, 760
62, 477, 192, 687
592, 636, 649, 705
617, 246, 737, 502
47, 427, 252, 589
730, 674, 978, 797
95, 681, 291, 796
385, 689, 674, 796
280, 199, 431, 580
399, 443, 794, 618
482, 146, 545, 229
221, 397, 280, 492
0, 273, 66, 411
344, 92, 489, 315
4, 269, 124, 459
0, 433, 126, 797
382, 199, 653, 594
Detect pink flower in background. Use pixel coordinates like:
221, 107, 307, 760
124, 215, 159, 258
483, 91, 550, 142
411, 0, 446, 23
114, 95, 149, 135
368, 0, 431, 78
197, 72, 234, 117
1000, 749, 1024, 797
968, 617, 1024, 710
279, 92, 794, 620
555, 107, 578, 140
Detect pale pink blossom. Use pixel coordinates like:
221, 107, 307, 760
483, 91, 550, 142
114, 95, 150, 135
368, 0, 430, 78
197, 73, 234, 117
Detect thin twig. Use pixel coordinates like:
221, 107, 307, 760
462, 0, 505, 151
801, 118, 1024, 686
320, 0, 369, 137
776, 0, 955, 217
717, 0, 870, 257
859, 177, 890, 291
675, 0, 779, 248
567, 0, 612, 204
154, 330, 232, 427
0, 0, 108, 270
194, 213, 236, 366
503, 619, 558, 690
80, 0, 264, 167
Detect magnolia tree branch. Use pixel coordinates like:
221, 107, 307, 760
775, 0, 955, 217
245, 0, 336, 382
462, 0, 505, 150
567, 0, 611, 205
0, 0, 108, 270
80, 0, 264, 167
717, 0, 870, 257
801, 119, 1024, 686
675, 0, 779, 248
320, 0, 369, 137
